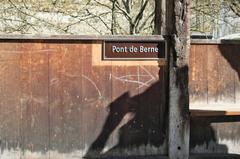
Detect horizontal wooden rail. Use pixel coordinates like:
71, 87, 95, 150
190, 105, 240, 117
0, 35, 239, 44
0, 35, 164, 41
190, 110, 240, 117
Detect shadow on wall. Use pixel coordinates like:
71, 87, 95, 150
190, 42, 240, 155
84, 63, 230, 158
190, 117, 228, 153
218, 42, 240, 80
85, 67, 168, 158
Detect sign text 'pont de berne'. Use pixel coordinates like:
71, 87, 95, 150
103, 40, 166, 60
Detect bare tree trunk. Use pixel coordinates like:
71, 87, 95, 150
129, 23, 135, 34
111, 0, 117, 35
166, 0, 190, 158
154, 0, 165, 34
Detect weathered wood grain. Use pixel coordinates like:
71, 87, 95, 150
49, 44, 66, 158
231, 44, 240, 104
20, 43, 50, 159
0, 40, 240, 159
167, 0, 191, 158
0, 43, 21, 158
189, 44, 208, 103
190, 44, 240, 115
56, 43, 83, 153
108, 61, 127, 157
217, 45, 235, 103
206, 44, 219, 103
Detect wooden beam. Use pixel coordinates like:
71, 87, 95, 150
190, 110, 240, 117
166, 0, 191, 158
0, 35, 164, 41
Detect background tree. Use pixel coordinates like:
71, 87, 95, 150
191, 0, 240, 38
227, 0, 240, 17
0, 0, 155, 35
0, 0, 239, 37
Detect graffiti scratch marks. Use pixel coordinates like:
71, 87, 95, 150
57, 71, 102, 99
0, 49, 57, 54
82, 75, 102, 99
112, 66, 156, 89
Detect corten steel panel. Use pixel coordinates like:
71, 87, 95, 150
0, 40, 167, 158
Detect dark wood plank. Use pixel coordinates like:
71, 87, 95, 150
234, 44, 240, 104
207, 45, 220, 103
217, 44, 235, 103
190, 154, 240, 159
20, 43, 49, 158
89, 43, 113, 153
48, 44, 67, 159
59, 43, 83, 154
189, 45, 208, 104
81, 43, 103, 156
82, 43, 114, 158
123, 65, 143, 155
49, 43, 87, 158
106, 62, 127, 156
191, 110, 240, 116
83, 42, 113, 158
139, 65, 167, 155
0, 43, 21, 158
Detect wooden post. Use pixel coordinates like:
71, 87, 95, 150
166, 0, 191, 158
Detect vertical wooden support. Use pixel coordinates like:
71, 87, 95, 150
166, 0, 191, 158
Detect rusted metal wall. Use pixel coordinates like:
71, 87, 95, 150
0, 39, 240, 158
